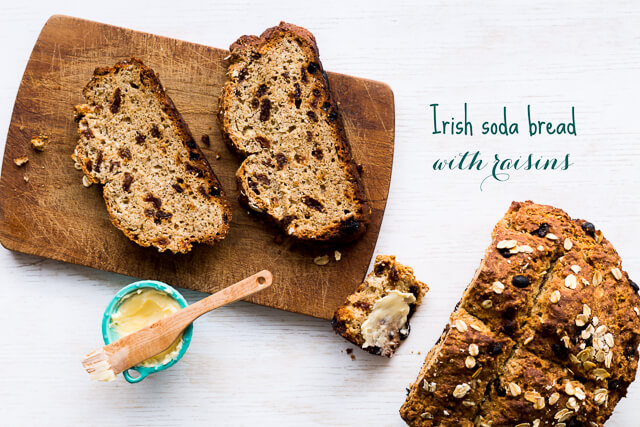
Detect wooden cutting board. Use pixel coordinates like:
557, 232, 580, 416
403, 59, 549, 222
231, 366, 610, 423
0, 15, 394, 320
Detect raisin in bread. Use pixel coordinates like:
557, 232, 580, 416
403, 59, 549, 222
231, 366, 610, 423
218, 22, 369, 242
332, 255, 428, 357
400, 201, 640, 426
74, 58, 231, 253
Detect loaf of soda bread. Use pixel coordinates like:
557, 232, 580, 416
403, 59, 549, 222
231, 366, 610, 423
400, 201, 640, 426
74, 58, 231, 253
218, 22, 370, 242
332, 255, 428, 357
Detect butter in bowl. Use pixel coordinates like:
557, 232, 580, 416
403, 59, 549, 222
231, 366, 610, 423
101, 280, 193, 383
83, 271, 272, 383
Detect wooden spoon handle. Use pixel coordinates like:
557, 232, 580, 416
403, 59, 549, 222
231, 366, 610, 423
185, 269, 273, 319
101, 270, 273, 374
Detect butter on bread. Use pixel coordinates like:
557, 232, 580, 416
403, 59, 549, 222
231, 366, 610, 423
332, 255, 428, 357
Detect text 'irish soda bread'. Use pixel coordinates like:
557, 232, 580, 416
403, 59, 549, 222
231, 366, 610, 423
74, 58, 231, 253
332, 255, 428, 357
218, 22, 370, 242
400, 201, 640, 426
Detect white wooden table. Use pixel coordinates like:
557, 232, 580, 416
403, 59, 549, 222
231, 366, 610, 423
1, 1, 639, 425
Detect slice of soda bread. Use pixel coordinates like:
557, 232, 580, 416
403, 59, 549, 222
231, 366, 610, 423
218, 22, 370, 242
74, 58, 232, 253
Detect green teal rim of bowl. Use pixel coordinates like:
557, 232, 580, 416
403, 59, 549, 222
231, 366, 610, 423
102, 280, 193, 383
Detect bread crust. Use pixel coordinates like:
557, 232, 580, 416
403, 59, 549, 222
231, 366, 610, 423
74, 58, 232, 253
218, 22, 370, 243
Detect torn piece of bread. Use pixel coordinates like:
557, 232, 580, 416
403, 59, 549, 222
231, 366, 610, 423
332, 255, 428, 357
74, 58, 232, 253
218, 22, 370, 242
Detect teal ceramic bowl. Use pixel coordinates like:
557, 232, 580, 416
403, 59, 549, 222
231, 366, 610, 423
102, 280, 193, 383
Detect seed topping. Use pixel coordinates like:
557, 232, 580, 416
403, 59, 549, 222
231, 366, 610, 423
497, 239, 517, 249
454, 319, 468, 333
611, 267, 623, 281
465, 356, 476, 369
565, 274, 577, 290
491, 281, 505, 294
453, 383, 471, 398
468, 344, 479, 356
481, 299, 493, 309
508, 382, 521, 397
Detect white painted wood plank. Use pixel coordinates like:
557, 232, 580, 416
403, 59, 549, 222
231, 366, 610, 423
1, 0, 639, 425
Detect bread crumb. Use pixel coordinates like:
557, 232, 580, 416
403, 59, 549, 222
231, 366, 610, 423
14, 156, 29, 167
350, 354, 356, 361
334, 250, 342, 261
82, 175, 93, 187
201, 134, 210, 147
313, 255, 330, 266
23, 176, 29, 182
30, 135, 48, 151
215, 152, 221, 160
346, 348, 353, 354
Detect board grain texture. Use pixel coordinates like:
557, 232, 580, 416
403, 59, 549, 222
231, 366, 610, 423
0, 15, 394, 320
